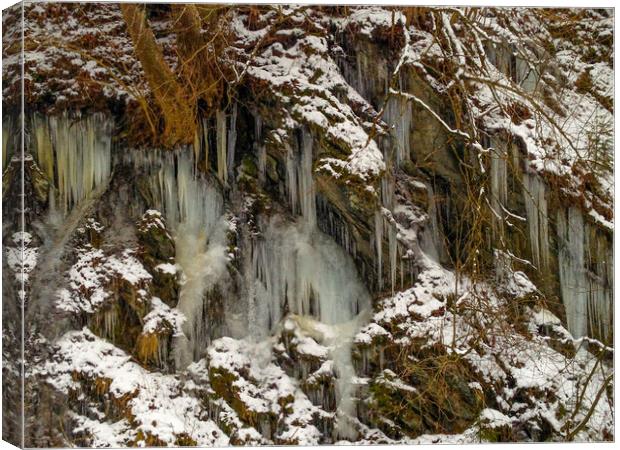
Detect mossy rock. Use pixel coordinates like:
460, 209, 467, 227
69, 373, 137, 424
265, 155, 280, 183
132, 430, 167, 447
279, 334, 326, 377
302, 376, 336, 412
240, 155, 258, 178
478, 409, 514, 442
208, 364, 284, 438
537, 323, 576, 359
150, 267, 179, 309
352, 332, 391, 376
365, 351, 484, 439
174, 433, 197, 446
135, 331, 171, 369
209, 366, 267, 428
137, 210, 175, 265
479, 424, 514, 442
25, 157, 51, 203
136, 210, 179, 307
88, 281, 150, 355
400, 160, 419, 178
75, 217, 105, 248
366, 369, 424, 439
2, 163, 14, 199
208, 366, 241, 406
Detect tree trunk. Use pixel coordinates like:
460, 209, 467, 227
121, 3, 195, 147
171, 4, 224, 108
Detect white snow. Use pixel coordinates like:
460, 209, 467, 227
43, 328, 229, 447
142, 297, 186, 336
154, 263, 177, 275
56, 247, 152, 314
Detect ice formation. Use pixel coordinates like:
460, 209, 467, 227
31, 113, 113, 212
129, 148, 228, 366
523, 171, 550, 271
383, 95, 413, 166
557, 206, 613, 341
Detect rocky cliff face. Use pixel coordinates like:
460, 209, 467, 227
2, 3, 614, 446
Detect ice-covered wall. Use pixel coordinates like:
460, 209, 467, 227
557, 206, 613, 342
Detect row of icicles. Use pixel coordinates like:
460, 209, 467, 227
27, 110, 375, 437
25, 101, 612, 356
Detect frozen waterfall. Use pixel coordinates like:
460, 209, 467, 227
130, 148, 228, 367
249, 216, 371, 338
267, 126, 371, 436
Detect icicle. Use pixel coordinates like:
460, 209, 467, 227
556, 207, 587, 338
373, 216, 383, 272
100, 307, 117, 341
585, 225, 613, 344
355, 49, 368, 100
245, 230, 260, 340
291, 313, 368, 440
192, 116, 209, 173
286, 143, 299, 215
129, 147, 224, 240
388, 224, 397, 295
317, 197, 357, 260
227, 104, 237, 183
373, 136, 397, 291
377, 129, 395, 206
556, 207, 612, 343
32, 113, 55, 180
331, 322, 361, 441
515, 55, 539, 92
299, 129, 317, 229
382, 95, 412, 166
157, 337, 169, 370
202, 117, 210, 173
216, 110, 227, 184
193, 123, 201, 172
486, 42, 514, 80
174, 220, 228, 366
419, 183, 441, 262
284, 129, 317, 227
523, 172, 549, 270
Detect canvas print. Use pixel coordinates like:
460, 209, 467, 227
1, 1, 614, 447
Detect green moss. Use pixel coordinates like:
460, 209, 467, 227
241, 155, 258, 178
265, 155, 280, 183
